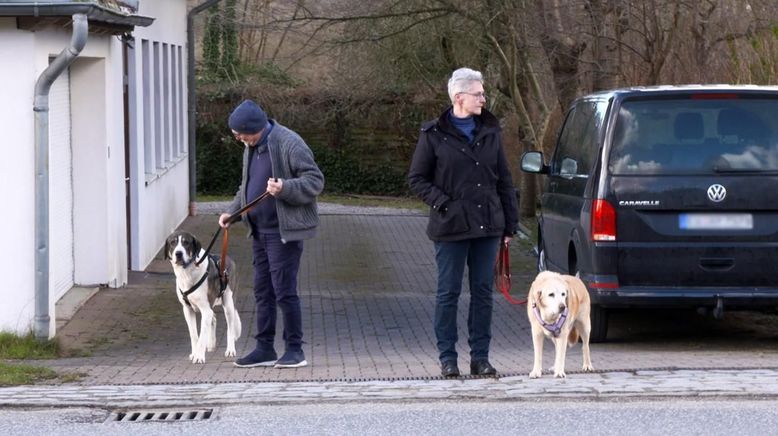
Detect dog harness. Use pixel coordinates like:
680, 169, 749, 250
178, 270, 208, 309
178, 256, 231, 309
532, 304, 568, 338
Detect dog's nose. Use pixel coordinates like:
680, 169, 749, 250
559, 303, 566, 312
175, 251, 183, 259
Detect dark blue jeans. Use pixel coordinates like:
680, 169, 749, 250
251, 232, 304, 352
434, 236, 500, 363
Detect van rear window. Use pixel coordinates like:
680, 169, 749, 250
608, 98, 778, 174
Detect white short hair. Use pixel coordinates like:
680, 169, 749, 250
447, 67, 483, 103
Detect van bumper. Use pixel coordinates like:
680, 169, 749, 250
589, 286, 778, 308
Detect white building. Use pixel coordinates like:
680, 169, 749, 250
0, 0, 191, 338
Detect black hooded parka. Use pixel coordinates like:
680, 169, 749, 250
408, 107, 519, 242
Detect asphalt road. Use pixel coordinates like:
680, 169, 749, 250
3, 398, 778, 435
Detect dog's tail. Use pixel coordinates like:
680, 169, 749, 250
567, 328, 580, 347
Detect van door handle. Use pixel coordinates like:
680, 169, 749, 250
699, 257, 734, 272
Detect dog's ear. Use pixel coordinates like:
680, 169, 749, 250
192, 236, 202, 257
535, 288, 543, 304
164, 237, 171, 260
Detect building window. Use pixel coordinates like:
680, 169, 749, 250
141, 39, 153, 175
139, 40, 186, 180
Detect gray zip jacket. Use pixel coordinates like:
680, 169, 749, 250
225, 121, 324, 242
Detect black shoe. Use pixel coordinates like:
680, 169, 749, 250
470, 360, 497, 376
441, 360, 460, 377
274, 349, 308, 368
233, 348, 277, 368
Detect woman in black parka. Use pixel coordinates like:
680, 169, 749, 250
408, 67, 519, 378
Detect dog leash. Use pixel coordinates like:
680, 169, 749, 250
196, 191, 273, 287
196, 191, 271, 265
495, 241, 527, 305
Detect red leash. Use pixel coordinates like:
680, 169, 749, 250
495, 241, 527, 305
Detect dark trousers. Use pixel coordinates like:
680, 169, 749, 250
251, 232, 304, 352
433, 236, 500, 363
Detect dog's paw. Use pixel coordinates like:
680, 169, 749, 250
582, 363, 594, 372
529, 369, 542, 379
206, 344, 215, 352
225, 348, 236, 358
188, 353, 194, 361
192, 354, 206, 364
553, 369, 567, 378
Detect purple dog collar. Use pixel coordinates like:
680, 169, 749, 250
533, 305, 568, 337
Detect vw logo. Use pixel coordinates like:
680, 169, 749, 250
707, 184, 726, 202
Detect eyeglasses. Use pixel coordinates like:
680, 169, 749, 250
458, 91, 487, 100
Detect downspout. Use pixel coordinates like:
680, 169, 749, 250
34, 14, 88, 341
187, 0, 222, 216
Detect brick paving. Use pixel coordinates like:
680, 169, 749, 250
32, 211, 778, 386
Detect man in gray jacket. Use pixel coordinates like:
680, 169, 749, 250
219, 99, 324, 368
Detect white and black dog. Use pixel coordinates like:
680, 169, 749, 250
165, 230, 242, 364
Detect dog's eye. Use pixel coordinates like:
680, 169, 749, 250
182, 240, 190, 247
548, 293, 554, 298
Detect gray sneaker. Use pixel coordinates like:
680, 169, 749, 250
274, 349, 308, 368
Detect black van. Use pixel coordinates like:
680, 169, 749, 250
521, 86, 778, 342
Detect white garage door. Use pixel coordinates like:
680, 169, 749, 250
49, 68, 74, 302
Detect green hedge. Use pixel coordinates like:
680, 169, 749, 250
196, 122, 410, 197
194, 83, 443, 197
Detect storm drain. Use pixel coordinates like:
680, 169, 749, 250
108, 408, 214, 423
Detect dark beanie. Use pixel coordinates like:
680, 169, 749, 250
228, 99, 268, 134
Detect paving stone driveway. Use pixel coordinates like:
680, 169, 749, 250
43, 211, 778, 385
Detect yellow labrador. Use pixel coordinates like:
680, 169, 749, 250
527, 271, 594, 378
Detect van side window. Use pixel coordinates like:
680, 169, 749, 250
552, 100, 606, 177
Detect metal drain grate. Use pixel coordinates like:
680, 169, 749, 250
108, 408, 214, 423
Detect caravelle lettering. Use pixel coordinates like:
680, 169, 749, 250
618, 200, 660, 206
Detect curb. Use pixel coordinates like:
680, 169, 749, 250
4, 369, 778, 408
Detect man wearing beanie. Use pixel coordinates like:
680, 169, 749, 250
220, 99, 324, 368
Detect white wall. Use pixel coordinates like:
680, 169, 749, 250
128, 0, 190, 270
0, 1, 190, 335
70, 57, 109, 286
0, 19, 37, 333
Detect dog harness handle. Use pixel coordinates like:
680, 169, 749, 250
495, 241, 527, 305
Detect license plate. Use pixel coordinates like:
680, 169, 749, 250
679, 213, 753, 230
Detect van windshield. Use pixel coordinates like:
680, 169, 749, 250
608, 97, 778, 175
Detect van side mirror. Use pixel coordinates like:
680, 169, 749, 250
521, 151, 548, 174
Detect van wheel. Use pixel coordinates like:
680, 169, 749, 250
589, 304, 609, 343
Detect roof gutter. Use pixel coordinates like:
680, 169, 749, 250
187, 0, 223, 215
0, 2, 153, 27
33, 13, 88, 341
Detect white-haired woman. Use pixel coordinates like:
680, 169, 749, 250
408, 67, 519, 377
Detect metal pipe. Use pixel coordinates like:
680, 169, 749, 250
187, 0, 223, 216
33, 13, 88, 341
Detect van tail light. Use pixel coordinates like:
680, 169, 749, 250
592, 199, 616, 241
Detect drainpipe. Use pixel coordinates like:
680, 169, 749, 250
34, 14, 88, 341
187, 0, 222, 216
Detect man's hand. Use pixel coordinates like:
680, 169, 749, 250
267, 178, 283, 196
218, 213, 232, 229
502, 235, 512, 245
